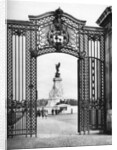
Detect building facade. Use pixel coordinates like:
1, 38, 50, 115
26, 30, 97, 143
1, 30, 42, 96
97, 6, 112, 133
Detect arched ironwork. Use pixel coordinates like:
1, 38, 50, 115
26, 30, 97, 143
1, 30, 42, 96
7, 8, 105, 137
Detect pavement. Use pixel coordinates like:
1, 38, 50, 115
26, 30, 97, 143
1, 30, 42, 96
7, 114, 112, 149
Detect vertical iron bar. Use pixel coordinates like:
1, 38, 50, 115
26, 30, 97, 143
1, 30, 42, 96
22, 35, 24, 101
104, 35, 106, 133
30, 29, 32, 137
91, 40, 92, 102
94, 40, 95, 101
7, 26, 9, 137
18, 35, 20, 101
77, 59, 79, 133
94, 40, 96, 129
100, 38, 103, 132
22, 34, 23, 135
83, 33, 85, 134
96, 41, 99, 128
91, 39, 93, 129
78, 59, 81, 134
97, 41, 99, 129
15, 35, 16, 101
35, 25, 37, 137
35, 58, 37, 137
15, 34, 17, 135
11, 28, 13, 99
78, 30, 81, 134
25, 31, 27, 137
88, 36, 90, 134
84, 59, 85, 134
97, 41, 98, 100
94, 40, 95, 128
88, 57, 90, 134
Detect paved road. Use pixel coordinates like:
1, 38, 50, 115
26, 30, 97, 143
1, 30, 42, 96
7, 114, 112, 149
37, 113, 78, 136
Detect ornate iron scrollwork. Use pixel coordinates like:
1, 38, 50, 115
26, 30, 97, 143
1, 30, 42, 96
53, 8, 63, 30
29, 83, 34, 89
12, 28, 25, 36
48, 8, 69, 51
78, 51, 86, 59
89, 34, 100, 41
30, 49, 38, 58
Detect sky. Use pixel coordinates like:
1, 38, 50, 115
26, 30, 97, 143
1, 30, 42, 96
37, 53, 77, 99
7, 0, 108, 99
7, 0, 108, 27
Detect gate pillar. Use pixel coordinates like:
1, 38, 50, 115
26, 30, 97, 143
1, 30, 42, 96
26, 28, 37, 137
78, 57, 90, 134
7, 27, 13, 137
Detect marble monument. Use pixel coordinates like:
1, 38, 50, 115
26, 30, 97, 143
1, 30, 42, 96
47, 62, 64, 107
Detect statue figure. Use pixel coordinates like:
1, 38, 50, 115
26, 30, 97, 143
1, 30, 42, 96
55, 62, 61, 77
56, 62, 60, 73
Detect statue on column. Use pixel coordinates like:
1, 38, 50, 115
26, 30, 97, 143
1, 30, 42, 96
55, 62, 61, 78
48, 62, 63, 107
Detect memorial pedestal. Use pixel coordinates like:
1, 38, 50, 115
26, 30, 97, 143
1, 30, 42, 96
47, 77, 64, 107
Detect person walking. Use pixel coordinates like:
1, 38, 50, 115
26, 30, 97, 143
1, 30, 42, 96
52, 109, 54, 115
41, 107, 44, 118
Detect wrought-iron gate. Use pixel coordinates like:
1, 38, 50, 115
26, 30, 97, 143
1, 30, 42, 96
7, 21, 37, 137
7, 8, 105, 137
78, 34, 105, 134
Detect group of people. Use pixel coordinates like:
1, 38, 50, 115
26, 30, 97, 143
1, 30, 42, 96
51, 109, 60, 115
37, 107, 68, 118
37, 107, 48, 119
37, 107, 61, 118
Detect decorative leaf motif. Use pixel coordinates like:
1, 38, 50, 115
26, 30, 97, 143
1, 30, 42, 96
79, 51, 86, 59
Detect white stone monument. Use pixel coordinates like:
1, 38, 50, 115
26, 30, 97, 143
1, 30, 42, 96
47, 62, 64, 107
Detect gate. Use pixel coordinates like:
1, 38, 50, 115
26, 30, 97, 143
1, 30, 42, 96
7, 8, 105, 137
7, 21, 37, 137
78, 34, 105, 133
